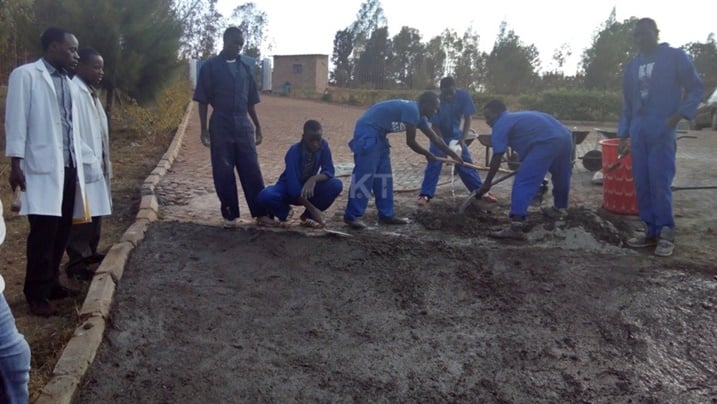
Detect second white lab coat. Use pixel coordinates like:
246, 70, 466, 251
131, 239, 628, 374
72, 76, 111, 216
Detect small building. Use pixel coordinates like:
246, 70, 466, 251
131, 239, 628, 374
272, 54, 328, 94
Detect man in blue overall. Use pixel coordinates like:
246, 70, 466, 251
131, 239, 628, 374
193, 27, 273, 229
343, 92, 463, 230
477, 100, 573, 240
618, 18, 703, 257
417, 76, 495, 206
257, 120, 343, 227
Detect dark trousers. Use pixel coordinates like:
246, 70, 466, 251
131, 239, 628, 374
24, 167, 76, 302
65, 216, 102, 271
257, 178, 343, 221
209, 127, 267, 220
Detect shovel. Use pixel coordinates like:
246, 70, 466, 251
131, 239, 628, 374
434, 156, 483, 171
671, 185, 717, 191
458, 171, 517, 214
606, 150, 629, 172
323, 227, 353, 238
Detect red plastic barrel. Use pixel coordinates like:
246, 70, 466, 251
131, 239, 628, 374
600, 138, 638, 215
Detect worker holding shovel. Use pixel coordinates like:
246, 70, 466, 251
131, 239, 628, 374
343, 92, 463, 230
417, 76, 496, 206
476, 100, 573, 240
617, 18, 704, 257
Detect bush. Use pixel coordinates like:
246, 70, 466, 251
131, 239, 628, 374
522, 90, 622, 121
114, 74, 192, 142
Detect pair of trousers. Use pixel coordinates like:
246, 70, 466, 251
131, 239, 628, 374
25, 167, 76, 302
0, 293, 31, 403
65, 216, 102, 271
630, 131, 676, 237
510, 137, 572, 219
257, 178, 343, 221
344, 137, 395, 221
209, 126, 267, 220
420, 139, 483, 198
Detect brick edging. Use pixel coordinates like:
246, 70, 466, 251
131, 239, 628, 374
34, 101, 194, 404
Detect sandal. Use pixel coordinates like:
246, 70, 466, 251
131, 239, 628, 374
417, 195, 430, 206
300, 217, 324, 229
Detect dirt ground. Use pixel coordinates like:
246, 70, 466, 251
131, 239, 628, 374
75, 96, 717, 403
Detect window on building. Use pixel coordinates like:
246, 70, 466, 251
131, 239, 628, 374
292, 64, 303, 74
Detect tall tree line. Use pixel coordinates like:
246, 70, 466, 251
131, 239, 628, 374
332, 1, 717, 94
0, 0, 245, 110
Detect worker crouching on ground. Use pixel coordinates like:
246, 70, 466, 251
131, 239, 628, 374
477, 100, 573, 240
256, 120, 343, 228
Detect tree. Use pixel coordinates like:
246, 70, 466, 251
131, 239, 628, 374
388, 26, 424, 89
440, 28, 460, 75
0, 0, 34, 82
452, 27, 485, 91
551, 43, 572, 73
421, 35, 446, 88
330, 0, 387, 88
230, 2, 268, 59
30, 0, 184, 112
355, 27, 390, 89
176, 0, 224, 60
484, 21, 540, 95
349, 0, 387, 52
684, 33, 717, 91
581, 9, 636, 91
331, 28, 354, 86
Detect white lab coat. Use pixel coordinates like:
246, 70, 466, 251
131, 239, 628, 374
72, 76, 111, 216
4, 59, 88, 219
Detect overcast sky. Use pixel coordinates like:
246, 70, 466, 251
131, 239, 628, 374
217, 0, 715, 74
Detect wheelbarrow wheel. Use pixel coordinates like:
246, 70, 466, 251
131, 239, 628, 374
581, 150, 603, 172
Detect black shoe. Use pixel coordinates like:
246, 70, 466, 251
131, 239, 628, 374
66, 266, 95, 281
85, 253, 106, 265
379, 216, 410, 225
49, 284, 81, 300
28, 299, 58, 317
343, 217, 367, 230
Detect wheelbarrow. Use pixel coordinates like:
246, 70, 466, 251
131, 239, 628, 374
582, 129, 695, 172
476, 133, 520, 170
576, 128, 618, 172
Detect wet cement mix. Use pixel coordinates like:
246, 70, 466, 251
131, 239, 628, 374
76, 207, 717, 403
75, 95, 716, 402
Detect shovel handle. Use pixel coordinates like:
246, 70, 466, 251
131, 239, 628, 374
434, 156, 484, 171
606, 150, 630, 172
671, 185, 717, 191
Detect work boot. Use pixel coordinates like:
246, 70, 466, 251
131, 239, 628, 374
541, 206, 567, 220
66, 266, 95, 282
417, 195, 430, 206
626, 233, 658, 248
654, 227, 675, 257
344, 217, 367, 230
223, 218, 240, 229
489, 221, 527, 241
49, 284, 81, 300
28, 299, 58, 317
379, 216, 410, 225
85, 253, 106, 265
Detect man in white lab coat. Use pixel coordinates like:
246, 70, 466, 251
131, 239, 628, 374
65, 48, 112, 281
4, 27, 89, 317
